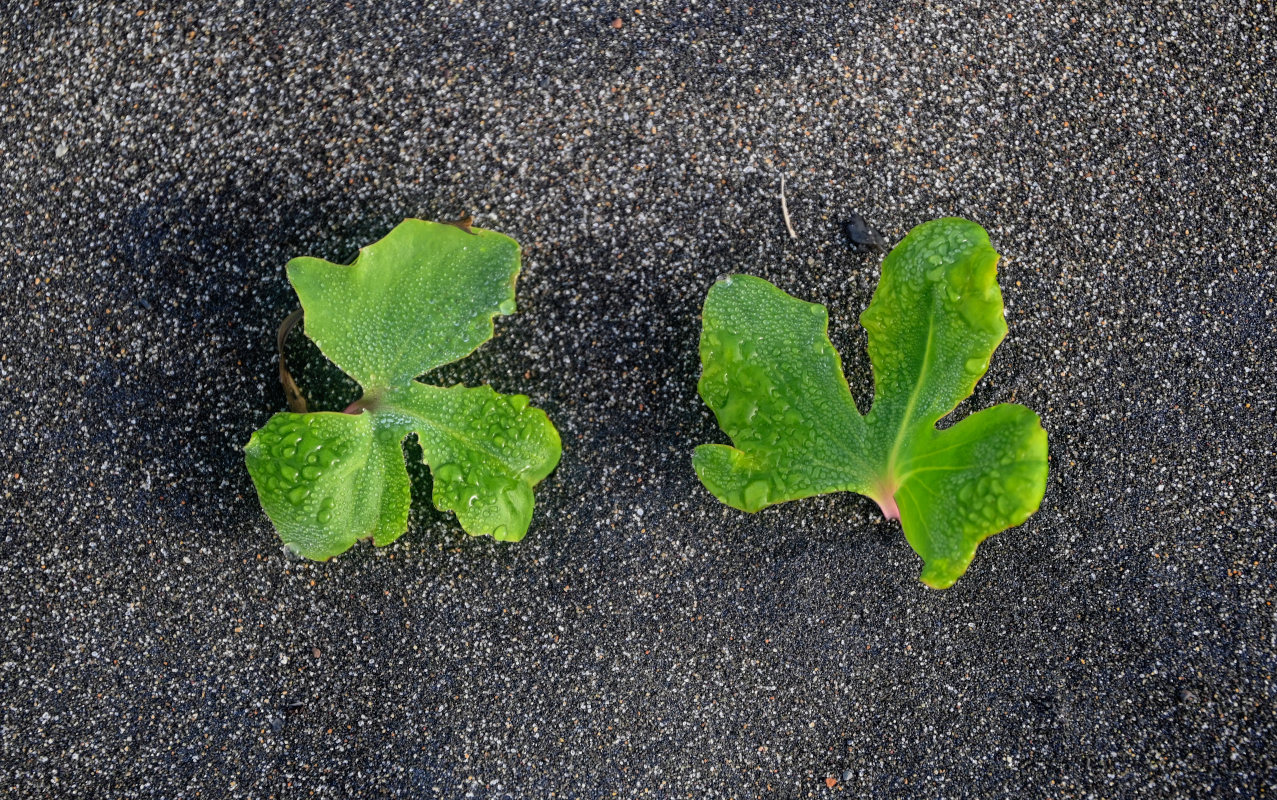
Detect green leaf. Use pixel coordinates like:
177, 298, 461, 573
245, 411, 407, 560
694, 218, 1048, 588
693, 276, 870, 512
245, 219, 561, 559
384, 383, 561, 542
287, 219, 521, 391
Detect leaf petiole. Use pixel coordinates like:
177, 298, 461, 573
276, 307, 308, 414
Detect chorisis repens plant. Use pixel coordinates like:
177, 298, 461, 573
245, 218, 561, 559
694, 217, 1048, 588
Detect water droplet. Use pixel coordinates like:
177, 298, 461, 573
744, 480, 771, 509
997, 494, 1017, 515
965, 357, 985, 373
287, 487, 310, 506
301, 465, 321, 481
498, 298, 516, 315
435, 463, 463, 483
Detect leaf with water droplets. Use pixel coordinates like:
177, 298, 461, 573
244, 411, 409, 559
244, 219, 560, 559
695, 218, 1047, 588
693, 277, 870, 512
387, 383, 560, 542
287, 219, 522, 391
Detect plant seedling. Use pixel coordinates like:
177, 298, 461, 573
694, 218, 1048, 588
245, 218, 561, 560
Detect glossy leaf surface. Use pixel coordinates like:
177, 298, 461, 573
287, 219, 521, 390
245, 219, 561, 560
383, 383, 561, 542
694, 218, 1047, 588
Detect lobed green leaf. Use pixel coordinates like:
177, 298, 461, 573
385, 383, 561, 542
693, 275, 869, 511
244, 411, 410, 560
694, 218, 1048, 588
287, 219, 521, 391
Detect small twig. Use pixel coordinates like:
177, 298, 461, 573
779, 174, 798, 240
277, 308, 308, 413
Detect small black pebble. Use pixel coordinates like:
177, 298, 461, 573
1028, 694, 1054, 714
841, 768, 855, 782
268, 715, 284, 733
844, 738, 853, 749
1177, 687, 1198, 704
843, 213, 889, 254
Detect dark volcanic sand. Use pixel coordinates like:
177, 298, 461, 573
2, 3, 1274, 797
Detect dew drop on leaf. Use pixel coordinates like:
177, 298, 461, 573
744, 480, 771, 509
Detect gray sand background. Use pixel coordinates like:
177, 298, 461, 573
2, 2, 1274, 797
